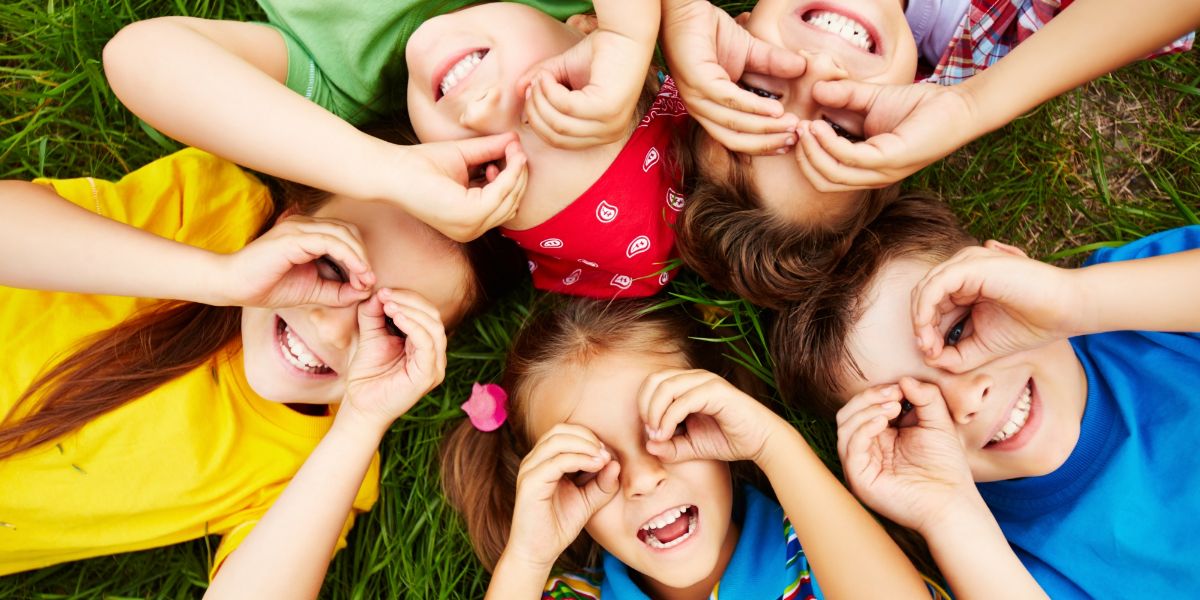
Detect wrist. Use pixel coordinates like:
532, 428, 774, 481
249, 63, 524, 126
1066, 264, 1108, 336
331, 400, 392, 440
353, 135, 410, 203
496, 543, 557, 577
195, 251, 237, 306
915, 490, 993, 542
753, 412, 803, 472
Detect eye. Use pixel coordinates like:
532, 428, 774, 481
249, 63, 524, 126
672, 420, 687, 437
569, 470, 598, 487
738, 81, 781, 101
945, 314, 971, 347
890, 399, 916, 428
384, 317, 406, 339
822, 118, 863, 142
315, 256, 347, 283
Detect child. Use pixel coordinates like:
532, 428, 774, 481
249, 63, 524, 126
661, 0, 1197, 307
435, 298, 1034, 598
771, 193, 1200, 596
104, 1, 689, 298
0, 145, 521, 576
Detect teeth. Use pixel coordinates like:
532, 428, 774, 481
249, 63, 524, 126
279, 321, 330, 372
805, 10, 875, 52
439, 51, 485, 97
990, 383, 1033, 444
640, 505, 689, 532
643, 512, 697, 550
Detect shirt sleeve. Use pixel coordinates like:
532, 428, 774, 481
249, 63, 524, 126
31, 148, 273, 255
543, 570, 603, 598
1083, 226, 1200, 266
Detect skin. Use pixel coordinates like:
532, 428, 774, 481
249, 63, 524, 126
241, 197, 471, 405
841, 257, 1088, 482
525, 351, 739, 597
701, 0, 917, 227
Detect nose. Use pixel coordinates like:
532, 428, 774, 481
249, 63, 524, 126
788, 51, 850, 117
620, 450, 667, 499
937, 371, 992, 425
459, 87, 510, 134
303, 304, 356, 352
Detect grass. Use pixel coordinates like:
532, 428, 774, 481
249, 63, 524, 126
1, 0, 1197, 598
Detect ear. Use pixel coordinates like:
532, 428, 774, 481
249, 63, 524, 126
734, 12, 751, 26
565, 13, 599, 35
982, 239, 1029, 258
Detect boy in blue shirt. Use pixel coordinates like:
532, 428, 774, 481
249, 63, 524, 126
772, 194, 1200, 598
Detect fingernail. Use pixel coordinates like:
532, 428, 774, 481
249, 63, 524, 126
915, 336, 924, 349
784, 136, 796, 146
881, 386, 894, 398
775, 146, 789, 155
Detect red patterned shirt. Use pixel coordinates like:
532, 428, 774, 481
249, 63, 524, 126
501, 77, 689, 298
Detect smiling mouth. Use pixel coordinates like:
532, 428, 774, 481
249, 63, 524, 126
637, 505, 698, 550
275, 316, 334, 375
436, 49, 488, 100
803, 10, 876, 53
988, 379, 1033, 445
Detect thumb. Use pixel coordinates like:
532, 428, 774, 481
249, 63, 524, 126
448, 132, 521, 168
898, 377, 955, 432
581, 461, 621, 513
645, 437, 698, 464
744, 37, 806, 78
519, 43, 590, 92
928, 335, 998, 374
812, 79, 882, 114
355, 292, 390, 342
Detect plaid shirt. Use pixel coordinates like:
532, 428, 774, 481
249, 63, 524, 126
923, 0, 1195, 85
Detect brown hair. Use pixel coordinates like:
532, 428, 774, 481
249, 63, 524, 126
440, 297, 726, 573
675, 128, 899, 310
0, 139, 526, 460
769, 193, 977, 420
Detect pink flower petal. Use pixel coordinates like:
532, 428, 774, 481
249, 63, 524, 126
461, 382, 508, 432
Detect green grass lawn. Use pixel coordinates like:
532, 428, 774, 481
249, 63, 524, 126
1, 1, 1197, 598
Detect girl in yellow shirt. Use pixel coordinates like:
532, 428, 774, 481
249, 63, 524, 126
0, 147, 524, 576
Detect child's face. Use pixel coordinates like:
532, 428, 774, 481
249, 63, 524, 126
711, 0, 918, 226
405, 3, 585, 144
528, 349, 738, 593
838, 256, 1089, 482
240, 197, 470, 405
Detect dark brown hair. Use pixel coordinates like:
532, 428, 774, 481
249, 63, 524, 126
769, 193, 977, 420
675, 127, 899, 310
0, 139, 526, 460
440, 298, 726, 573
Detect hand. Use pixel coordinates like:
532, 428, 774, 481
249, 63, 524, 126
507, 424, 620, 569
217, 215, 374, 308
837, 378, 977, 534
519, 23, 653, 149
911, 241, 1084, 372
638, 369, 779, 465
341, 289, 447, 432
662, 0, 806, 154
794, 80, 980, 190
388, 133, 528, 242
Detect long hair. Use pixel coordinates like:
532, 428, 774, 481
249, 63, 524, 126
440, 298, 725, 573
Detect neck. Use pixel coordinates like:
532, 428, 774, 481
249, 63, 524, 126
639, 521, 740, 600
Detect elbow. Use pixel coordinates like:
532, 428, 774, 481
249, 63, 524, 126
103, 18, 186, 100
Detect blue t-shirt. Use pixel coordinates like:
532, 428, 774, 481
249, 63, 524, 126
977, 226, 1200, 598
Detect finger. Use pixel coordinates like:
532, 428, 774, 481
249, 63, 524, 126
480, 142, 527, 227
693, 113, 798, 155
524, 83, 587, 149
378, 288, 442, 325
744, 37, 807, 79
795, 123, 889, 189
792, 137, 858, 193
524, 424, 608, 465
897, 377, 954, 431
582, 460, 621, 508
382, 302, 439, 380
536, 72, 612, 129
811, 79, 883, 114
451, 132, 520, 167
355, 292, 390, 340
639, 370, 712, 439
841, 408, 891, 475
282, 225, 373, 288
912, 263, 984, 357
807, 119, 894, 173
524, 452, 611, 491
687, 64, 784, 117
837, 399, 900, 459
836, 384, 902, 427
645, 434, 698, 464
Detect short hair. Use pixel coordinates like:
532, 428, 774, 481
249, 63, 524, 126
675, 128, 899, 310
769, 193, 977, 419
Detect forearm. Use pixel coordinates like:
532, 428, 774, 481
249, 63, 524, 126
204, 414, 386, 600
961, 0, 1200, 135
920, 497, 1046, 600
0, 181, 224, 302
104, 17, 388, 201
1073, 249, 1200, 334
756, 420, 930, 598
596, 0, 660, 46
485, 551, 555, 600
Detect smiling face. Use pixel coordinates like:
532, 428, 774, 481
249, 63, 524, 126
707, 0, 918, 227
840, 257, 1089, 482
527, 349, 737, 594
240, 197, 471, 405
405, 3, 585, 143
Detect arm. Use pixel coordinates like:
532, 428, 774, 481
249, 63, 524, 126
104, 18, 530, 242
837, 379, 1047, 599
205, 290, 448, 599
638, 370, 931, 599
0, 179, 373, 307
798, 0, 1200, 190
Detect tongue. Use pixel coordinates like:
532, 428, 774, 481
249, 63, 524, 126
651, 513, 690, 544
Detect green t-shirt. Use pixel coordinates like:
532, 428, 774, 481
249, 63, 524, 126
257, 0, 594, 124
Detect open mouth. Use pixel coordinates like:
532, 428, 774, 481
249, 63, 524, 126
275, 316, 334, 376
802, 9, 877, 53
637, 505, 698, 550
435, 49, 488, 100
987, 379, 1033, 446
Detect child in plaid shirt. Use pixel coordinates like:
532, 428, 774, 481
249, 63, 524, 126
658, 0, 1196, 308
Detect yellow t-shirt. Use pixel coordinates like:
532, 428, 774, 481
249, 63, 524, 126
0, 149, 380, 576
